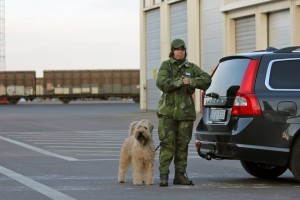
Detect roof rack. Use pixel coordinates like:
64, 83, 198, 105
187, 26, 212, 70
274, 46, 300, 53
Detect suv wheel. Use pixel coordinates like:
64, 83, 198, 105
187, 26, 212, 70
289, 136, 300, 182
240, 160, 287, 179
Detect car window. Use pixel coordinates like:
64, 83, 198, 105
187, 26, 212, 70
268, 59, 300, 90
206, 59, 250, 97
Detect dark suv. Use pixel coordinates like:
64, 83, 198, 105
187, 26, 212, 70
195, 46, 300, 182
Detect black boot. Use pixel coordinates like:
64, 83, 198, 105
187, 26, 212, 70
173, 172, 194, 185
160, 174, 168, 187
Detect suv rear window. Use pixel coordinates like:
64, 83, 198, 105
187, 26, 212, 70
266, 58, 300, 90
206, 58, 250, 97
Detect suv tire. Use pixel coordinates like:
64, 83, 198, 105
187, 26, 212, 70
289, 136, 300, 182
240, 160, 287, 179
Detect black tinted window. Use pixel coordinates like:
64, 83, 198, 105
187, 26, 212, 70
206, 59, 250, 97
269, 59, 300, 89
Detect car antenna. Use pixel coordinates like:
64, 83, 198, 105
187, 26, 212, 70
265, 47, 277, 52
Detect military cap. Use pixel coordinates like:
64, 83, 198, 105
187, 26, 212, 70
171, 39, 186, 49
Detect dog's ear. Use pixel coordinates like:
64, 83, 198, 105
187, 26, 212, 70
149, 123, 154, 132
129, 121, 138, 136
140, 119, 154, 132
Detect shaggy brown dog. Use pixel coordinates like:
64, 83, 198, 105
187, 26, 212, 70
118, 119, 155, 185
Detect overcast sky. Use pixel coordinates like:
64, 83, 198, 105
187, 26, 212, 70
5, 0, 140, 76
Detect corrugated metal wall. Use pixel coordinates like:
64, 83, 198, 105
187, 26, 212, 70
268, 10, 290, 49
141, 0, 300, 111
146, 9, 161, 110
235, 16, 256, 53
170, 1, 188, 45
201, 0, 223, 73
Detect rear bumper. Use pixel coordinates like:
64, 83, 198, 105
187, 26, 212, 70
194, 135, 289, 166
194, 114, 291, 166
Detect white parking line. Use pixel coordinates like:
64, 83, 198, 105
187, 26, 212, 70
0, 165, 77, 200
46, 146, 119, 149
0, 136, 78, 161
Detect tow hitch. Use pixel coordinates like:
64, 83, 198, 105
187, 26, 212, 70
195, 140, 219, 160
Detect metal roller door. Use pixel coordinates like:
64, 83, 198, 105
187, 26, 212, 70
201, 0, 223, 73
268, 10, 290, 49
170, 1, 187, 45
235, 16, 256, 53
146, 9, 161, 110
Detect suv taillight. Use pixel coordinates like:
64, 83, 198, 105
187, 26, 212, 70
232, 93, 262, 116
231, 60, 262, 116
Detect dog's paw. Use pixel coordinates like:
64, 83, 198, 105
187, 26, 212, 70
133, 181, 143, 186
144, 182, 154, 185
118, 178, 125, 183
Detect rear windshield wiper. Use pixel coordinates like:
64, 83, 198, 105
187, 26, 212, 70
206, 92, 220, 99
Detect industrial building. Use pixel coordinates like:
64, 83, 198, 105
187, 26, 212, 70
139, 0, 300, 111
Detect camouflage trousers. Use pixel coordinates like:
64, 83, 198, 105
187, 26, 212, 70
158, 117, 193, 175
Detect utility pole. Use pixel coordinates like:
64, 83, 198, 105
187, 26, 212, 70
0, 0, 5, 70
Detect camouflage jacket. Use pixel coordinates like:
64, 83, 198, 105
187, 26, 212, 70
156, 58, 211, 121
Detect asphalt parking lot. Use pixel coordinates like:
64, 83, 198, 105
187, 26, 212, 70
0, 100, 299, 200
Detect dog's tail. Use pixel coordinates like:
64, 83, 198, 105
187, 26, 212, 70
128, 121, 138, 136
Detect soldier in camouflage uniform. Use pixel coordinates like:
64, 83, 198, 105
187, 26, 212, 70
156, 39, 211, 187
